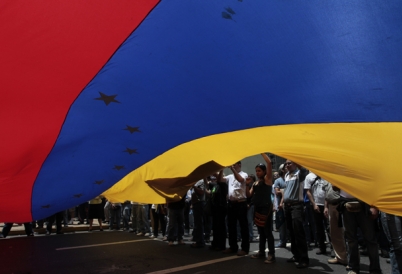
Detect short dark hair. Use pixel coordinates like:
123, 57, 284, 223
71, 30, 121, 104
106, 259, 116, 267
255, 163, 266, 171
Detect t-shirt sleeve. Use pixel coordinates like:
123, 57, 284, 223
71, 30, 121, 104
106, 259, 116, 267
304, 174, 313, 189
273, 179, 279, 189
240, 172, 248, 181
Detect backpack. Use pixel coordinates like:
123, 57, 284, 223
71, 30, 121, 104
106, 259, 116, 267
325, 183, 341, 205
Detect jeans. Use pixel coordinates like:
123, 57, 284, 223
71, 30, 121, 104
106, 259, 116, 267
228, 201, 249, 252
167, 207, 184, 241
343, 207, 381, 274
192, 202, 205, 244
285, 203, 309, 264
109, 206, 122, 229
122, 204, 132, 230
381, 212, 402, 274
247, 204, 254, 239
137, 204, 150, 233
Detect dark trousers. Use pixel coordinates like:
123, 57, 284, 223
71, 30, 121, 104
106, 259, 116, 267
46, 211, 63, 233
285, 203, 309, 264
313, 205, 329, 252
256, 209, 275, 256
212, 206, 227, 249
192, 202, 205, 244
228, 201, 249, 252
151, 208, 166, 237
167, 208, 184, 241
184, 202, 191, 230
303, 202, 316, 244
343, 207, 381, 274
2, 223, 33, 238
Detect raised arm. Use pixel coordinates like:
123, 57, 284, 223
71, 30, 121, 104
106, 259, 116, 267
217, 169, 225, 183
230, 166, 245, 183
261, 153, 273, 186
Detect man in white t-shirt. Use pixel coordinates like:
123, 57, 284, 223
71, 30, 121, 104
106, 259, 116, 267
304, 172, 329, 255
218, 161, 249, 256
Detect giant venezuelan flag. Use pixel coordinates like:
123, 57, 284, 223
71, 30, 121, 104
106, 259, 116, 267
1, 0, 402, 222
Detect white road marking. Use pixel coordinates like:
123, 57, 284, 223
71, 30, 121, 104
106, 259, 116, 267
145, 255, 244, 274
56, 239, 152, 250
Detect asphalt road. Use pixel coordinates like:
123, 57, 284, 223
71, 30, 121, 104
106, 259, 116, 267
0, 229, 391, 274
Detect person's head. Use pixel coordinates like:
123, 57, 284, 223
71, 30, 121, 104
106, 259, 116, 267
255, 163, 266, 179
284, 160, 297, 172
208, 175, 217, 182
232, 161, 242, 172
278, 164, 286, 176
246, 174, 256, 184
273, 171, 279, 179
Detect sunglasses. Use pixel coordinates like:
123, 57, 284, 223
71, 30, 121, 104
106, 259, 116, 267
285, 162, 293, 166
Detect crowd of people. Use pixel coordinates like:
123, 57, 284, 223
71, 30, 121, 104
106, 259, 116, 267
1, 153, 401, 274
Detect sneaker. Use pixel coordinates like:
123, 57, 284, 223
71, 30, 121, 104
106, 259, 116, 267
144, 233, 151, 237
327, 258, 347, 265
237, 250, 248, 256
264, 254, 276, 264
137, 232, 145, 236
162, 236, 168, 241
347, 271, 357, 274
168, 241, 174, 246
251, 252, 265, 259
149, 235, 156, 239
287, 256, 297, 263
